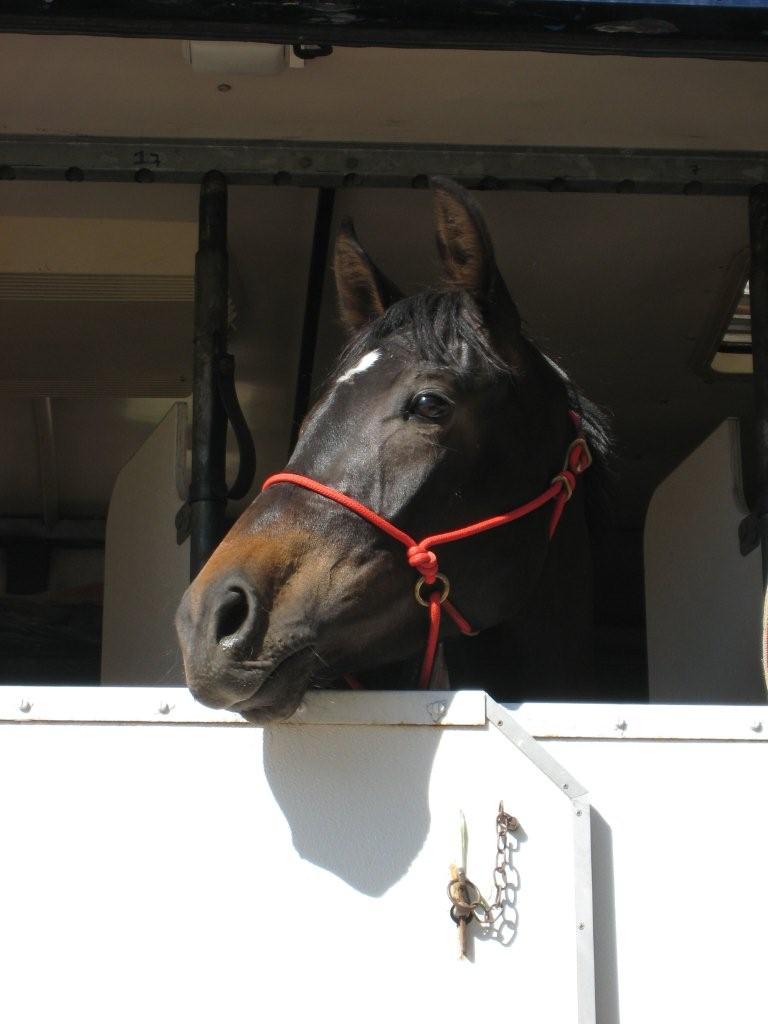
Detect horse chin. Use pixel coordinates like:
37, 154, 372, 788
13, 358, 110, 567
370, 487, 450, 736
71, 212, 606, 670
233, 646, 323, 723
187, 646, 318, 724
236, 695, 306, 724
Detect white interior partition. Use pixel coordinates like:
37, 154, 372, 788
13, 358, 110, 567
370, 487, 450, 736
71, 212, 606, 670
645, 418, 765, 702
101, 402, 189, 683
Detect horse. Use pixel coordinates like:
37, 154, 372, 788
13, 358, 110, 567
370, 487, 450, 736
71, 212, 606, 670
176, 178, 609, 722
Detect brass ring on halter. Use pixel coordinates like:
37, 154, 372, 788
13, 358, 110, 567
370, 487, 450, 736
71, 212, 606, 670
565, 436, 593, 474
551, 473, 574, 501
414, 573, 451, 607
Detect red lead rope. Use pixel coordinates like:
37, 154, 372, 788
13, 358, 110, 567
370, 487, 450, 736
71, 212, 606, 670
262, 412, 592, 689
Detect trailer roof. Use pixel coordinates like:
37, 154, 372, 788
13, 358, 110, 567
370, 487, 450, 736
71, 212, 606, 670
1, 0, 768, 61
3, 35, 768, 151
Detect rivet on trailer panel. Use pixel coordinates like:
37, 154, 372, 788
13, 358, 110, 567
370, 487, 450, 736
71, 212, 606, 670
427, 700, 447, 723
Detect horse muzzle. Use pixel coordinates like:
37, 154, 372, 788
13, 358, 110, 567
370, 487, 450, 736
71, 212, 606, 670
176, 573, 275, 708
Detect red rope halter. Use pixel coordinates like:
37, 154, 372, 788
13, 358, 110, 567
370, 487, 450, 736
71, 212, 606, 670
262, 412, 592, 690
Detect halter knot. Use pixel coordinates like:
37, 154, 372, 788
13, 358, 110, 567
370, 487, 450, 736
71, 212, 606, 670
552, 468, 577, 501
407, 545, 439, 583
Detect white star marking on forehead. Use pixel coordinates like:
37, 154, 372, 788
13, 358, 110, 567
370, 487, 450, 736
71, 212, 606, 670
336, 349, 381, 384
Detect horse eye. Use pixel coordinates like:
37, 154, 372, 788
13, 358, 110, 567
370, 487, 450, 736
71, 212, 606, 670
410, 391, 452, 421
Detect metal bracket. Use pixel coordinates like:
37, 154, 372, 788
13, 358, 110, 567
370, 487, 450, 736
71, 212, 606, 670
292, 43, 333, 61
739, 512, 760, 556
175, 502, 192, 546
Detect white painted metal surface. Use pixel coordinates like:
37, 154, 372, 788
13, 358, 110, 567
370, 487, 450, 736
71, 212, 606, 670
539, 734, 768, 1024
515, 701, 768, 1024
512, 700, 768, 740
0, 689, 593, 1024
3, 690, 767, 1024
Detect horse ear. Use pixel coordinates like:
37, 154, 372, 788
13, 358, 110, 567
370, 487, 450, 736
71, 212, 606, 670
431, 177, 496, 299
432, 177, 525, 356
333, 218, 401, 333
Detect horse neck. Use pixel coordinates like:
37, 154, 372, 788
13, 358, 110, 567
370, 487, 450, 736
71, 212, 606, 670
444, 490, 595, 702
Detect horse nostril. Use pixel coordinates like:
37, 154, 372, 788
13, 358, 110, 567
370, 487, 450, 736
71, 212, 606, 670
214, 586, 253, 649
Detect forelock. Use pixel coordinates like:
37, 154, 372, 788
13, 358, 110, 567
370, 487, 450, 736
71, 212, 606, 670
338, 290, 511, 381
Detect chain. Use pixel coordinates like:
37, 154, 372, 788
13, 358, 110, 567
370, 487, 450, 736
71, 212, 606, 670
447, 802, 519, 947
481, 802, 518, 929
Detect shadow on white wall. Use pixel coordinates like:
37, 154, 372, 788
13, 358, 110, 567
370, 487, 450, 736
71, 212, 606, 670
263, 724, 443, 896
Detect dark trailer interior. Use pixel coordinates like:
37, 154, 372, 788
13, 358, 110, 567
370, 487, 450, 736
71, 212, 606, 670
1, 0, 768, 704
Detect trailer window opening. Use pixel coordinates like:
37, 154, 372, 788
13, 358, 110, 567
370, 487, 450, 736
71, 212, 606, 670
1, 29, 767, 706
712, 279, 753, 375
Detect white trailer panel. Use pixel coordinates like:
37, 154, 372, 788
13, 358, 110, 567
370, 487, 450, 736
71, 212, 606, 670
0, 689, 592, 1024
3, 692, 765, 1023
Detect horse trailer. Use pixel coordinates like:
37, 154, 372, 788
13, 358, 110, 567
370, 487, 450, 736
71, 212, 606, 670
1, 5, 768, 1022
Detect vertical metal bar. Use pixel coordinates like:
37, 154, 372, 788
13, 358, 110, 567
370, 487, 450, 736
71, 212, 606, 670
189, 170, 229, 579
749, 187, 768, 585
32, 397, 59, 532
289, 187, 336, 451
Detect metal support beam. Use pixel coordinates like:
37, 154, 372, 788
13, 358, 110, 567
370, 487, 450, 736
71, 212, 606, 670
290, 187, 335, 451
189, 171, 229, 579
3, 135, 768, 195
750, 188, 768, 586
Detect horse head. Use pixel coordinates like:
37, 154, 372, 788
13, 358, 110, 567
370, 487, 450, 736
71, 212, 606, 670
176, 179, 598, 721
